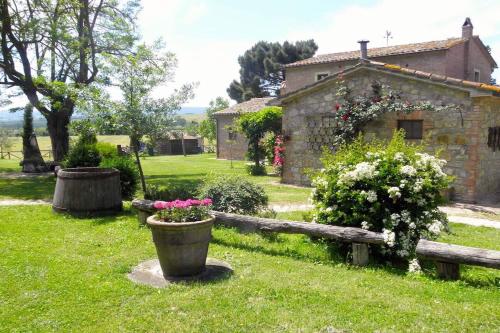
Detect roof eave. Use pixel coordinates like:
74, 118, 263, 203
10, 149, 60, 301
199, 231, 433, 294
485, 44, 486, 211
276, 62, 497, 105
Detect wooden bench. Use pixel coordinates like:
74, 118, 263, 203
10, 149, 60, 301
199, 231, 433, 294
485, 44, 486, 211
131, 199, 500, 280
212, 211, 500, 279
416, 239, 500, 280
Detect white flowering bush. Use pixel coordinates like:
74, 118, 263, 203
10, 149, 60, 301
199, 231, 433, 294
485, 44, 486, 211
310, 131, 452, 263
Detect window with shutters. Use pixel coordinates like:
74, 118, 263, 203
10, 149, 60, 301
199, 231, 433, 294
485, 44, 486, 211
397, 120, 423, 140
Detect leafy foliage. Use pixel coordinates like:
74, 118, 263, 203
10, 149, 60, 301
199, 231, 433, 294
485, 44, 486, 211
71, 120, 98, 146
245, 163, 267, 176
238, 106, 282, 171
330, 78, 456, 145
64, 144, 101, 168
198, 175, 268, 215
85, 41, 196, 193
228, 40, 318, 102
100, 156, 140, 200
310, 131, 452, 265
95, 142, 119, 159
145, 183, 199, 202
0, 128, 13, 154
0, 0, 139, 160
198, 97, 229, 146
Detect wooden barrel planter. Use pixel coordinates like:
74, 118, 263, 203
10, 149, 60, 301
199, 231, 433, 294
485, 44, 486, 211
53, 167, 122, 216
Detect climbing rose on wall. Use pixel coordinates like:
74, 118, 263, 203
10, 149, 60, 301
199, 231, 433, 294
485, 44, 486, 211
273, 135, 285, 175
330, 78, 457, 145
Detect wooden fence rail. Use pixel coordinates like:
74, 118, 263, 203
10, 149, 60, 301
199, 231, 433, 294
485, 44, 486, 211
131, 199, 500, 280
0, 150, 52, 160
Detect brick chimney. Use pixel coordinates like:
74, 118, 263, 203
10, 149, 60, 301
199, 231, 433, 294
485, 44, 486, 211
462, 17, 473, 39
358, 40, 369, 60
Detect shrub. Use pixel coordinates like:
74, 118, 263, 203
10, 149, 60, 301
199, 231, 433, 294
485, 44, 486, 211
64, 143, 101, 168
71, 119, 98, 145
262, 132, 276, 165
144, 183, 199, 202
309, 131, 452, 265
100, 156, 140, 200
238, 106, 282, 173
198, 175, 268, 215
245, 163, 267, 176
95, 142, 119, 159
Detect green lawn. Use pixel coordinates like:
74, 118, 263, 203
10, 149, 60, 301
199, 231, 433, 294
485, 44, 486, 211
0, 153, 311, 205
5, 135, 130, 152
0, 205, 499, 332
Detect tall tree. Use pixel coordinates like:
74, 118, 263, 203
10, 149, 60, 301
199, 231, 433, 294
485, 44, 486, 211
86, 42, 196, 193
198, 97, 229, 147
21, 104, 47, 172
227, 40, 318, 102
0, 0, 138, 161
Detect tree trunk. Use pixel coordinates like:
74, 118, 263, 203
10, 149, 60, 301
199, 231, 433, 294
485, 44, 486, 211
253, 141, 260, 167
46, 112, 71, 162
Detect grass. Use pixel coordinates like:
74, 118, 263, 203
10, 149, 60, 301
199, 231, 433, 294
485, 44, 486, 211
141, 154, 311, 205
0, 152, 311, 205
0, 205, 499, 332
4, 135, 130, 152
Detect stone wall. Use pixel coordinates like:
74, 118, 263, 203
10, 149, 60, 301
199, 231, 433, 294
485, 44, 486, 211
281, 68, 500, 203
475, 97, 500, 202
215, 114, 248, 160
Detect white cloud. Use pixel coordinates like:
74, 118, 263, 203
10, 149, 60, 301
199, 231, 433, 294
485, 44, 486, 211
150, 38, 251, 107
140, 0, 500, 107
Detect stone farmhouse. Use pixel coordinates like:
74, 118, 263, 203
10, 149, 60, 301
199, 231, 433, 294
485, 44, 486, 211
217, 18, 500, 203
214, 97, 273, 160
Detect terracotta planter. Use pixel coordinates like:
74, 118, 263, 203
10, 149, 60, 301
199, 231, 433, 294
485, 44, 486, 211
147, 215, 215, 278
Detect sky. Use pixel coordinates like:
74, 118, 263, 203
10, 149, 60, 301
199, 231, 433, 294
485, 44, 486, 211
138, 0, 500, 107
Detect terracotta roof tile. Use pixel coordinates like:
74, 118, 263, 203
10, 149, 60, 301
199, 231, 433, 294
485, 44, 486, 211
461, 80, 482, 88
213, 97, 274, 116
286, 38, 465, 68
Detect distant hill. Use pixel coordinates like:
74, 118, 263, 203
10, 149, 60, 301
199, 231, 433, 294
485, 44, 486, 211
0, 106, 207, 129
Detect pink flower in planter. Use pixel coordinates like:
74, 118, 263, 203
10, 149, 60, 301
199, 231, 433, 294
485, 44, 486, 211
153, 201, 168, 210
201, 198, 212, 206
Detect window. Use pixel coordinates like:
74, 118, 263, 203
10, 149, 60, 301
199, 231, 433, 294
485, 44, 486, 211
228, 131, 237, 141
316, 73, 329, 81
474, 69, 480, 82
398, 120, 423, 140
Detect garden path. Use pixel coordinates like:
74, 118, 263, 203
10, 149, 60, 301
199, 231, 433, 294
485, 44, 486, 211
0, 200, 498, 229
270, 203, 500, 229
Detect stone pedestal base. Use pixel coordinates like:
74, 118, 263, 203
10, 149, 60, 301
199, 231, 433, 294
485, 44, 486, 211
127, 258, 233, 288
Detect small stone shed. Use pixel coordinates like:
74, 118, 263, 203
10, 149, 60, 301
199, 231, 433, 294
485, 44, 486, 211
273, 60, 500, 203
214, 97, 273, 160
155, 134, 202, 155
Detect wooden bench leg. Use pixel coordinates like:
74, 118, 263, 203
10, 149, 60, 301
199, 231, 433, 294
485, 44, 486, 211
436, 261, 460, 280
352, 243, 369, 266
